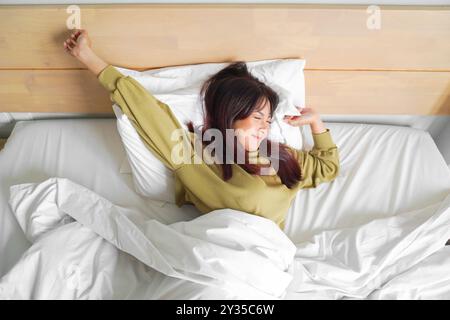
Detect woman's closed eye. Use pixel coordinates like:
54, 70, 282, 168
254, 116, 272, 124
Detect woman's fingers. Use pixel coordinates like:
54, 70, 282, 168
63, 37, 77, 55
69, 38, 77, 48
283, 110, 314, 126
65, 40, 73, 50
67, 30, 81, 45
284, 107, 319, 126
64, 42, 74, 56
64, 29, 89, 56
283, 116, 303, 126
72, 30, 82, 40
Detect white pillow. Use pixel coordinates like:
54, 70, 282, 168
114, 59, 306, 202
113, 104, 177, 203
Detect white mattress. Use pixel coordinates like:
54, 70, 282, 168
285, 123, 450, 242
0, 119, 201, 278
1, 118, 450, 285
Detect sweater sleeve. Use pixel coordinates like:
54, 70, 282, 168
97, 65, 190, 171
291, 128, 340, 189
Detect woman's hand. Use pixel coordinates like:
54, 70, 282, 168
63, 29, 108, 77
284, 106, 327, 134
63, 29, 92, 60
283, 107, 320, 127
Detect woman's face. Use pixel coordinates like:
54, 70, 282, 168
232, 99, 272, 152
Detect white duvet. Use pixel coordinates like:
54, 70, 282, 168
1, 177, 450, 300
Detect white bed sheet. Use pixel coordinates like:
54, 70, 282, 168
0, 119, 201, 278
1, 119, 450, 296
285, 123, 450, 242
366, 245, 450, 299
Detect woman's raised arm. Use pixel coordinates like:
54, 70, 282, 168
63, 29, 191, 172
283, 107, 340, 189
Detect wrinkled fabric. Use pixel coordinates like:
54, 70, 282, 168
2, 177, 450, 300
1, 177, 296, 299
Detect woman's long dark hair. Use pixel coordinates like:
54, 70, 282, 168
186, 61, 302, 189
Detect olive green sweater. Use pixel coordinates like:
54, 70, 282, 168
98, 65, 340, 230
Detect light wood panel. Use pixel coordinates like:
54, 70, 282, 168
0, 4, 449, 70
2, 69, 448, 115
0, 4, 449, 115
306, 70, 450, 115
1, 70, 110, 113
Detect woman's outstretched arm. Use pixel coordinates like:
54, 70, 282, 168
63, 29, 191, 172
284, 107, 340, 189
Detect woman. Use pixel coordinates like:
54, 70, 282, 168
64, 29, 340, 230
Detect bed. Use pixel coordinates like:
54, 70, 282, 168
1, 3, 449, 300
1, 118, 449, 299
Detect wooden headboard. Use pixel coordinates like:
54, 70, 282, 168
0, 4, 449, 115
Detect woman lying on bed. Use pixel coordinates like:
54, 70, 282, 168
63, 29, 340, 230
